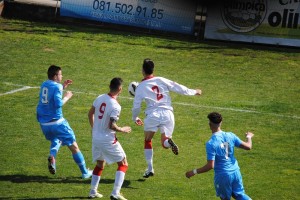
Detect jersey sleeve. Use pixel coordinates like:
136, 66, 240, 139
111, 105, 120, 121
206, 142, 216, 161
54, 84, 63, 108
162, 77, 197, 95
132, 87, 142, 121
232, 133, 243, 147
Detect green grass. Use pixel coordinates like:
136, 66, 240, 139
0, 17, 300, 199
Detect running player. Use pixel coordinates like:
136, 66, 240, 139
186, 112, 254, 200
88, 77, 131, 200
132, 58, 202, 178
36, 65, 92, 179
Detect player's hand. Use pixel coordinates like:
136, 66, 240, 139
122, 126, 131, 133
135, 118, 144, 126
195, 89, 202, 95
64, 91, 73, 99
245, 132, 254, 139
63, 79, 73, 89
185, 171, 195, 178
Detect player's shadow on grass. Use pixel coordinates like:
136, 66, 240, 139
0, 175, 137, 199
0, 198, 90, 200
0, 174, 131, 188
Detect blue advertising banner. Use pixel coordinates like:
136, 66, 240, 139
60, 0, 197, 35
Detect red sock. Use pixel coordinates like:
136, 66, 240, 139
93, 165, 104, 176
117, 164, 128, 173
144, 140, 152, 149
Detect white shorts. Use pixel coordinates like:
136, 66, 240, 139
92, 139, 126, 164
144, 109, 174, 138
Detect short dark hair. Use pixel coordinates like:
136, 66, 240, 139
110, 77, 123, 92
47, 65, 61, 79
143, 58, 154, 75
207, 112, 222, 124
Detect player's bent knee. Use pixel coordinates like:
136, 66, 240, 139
117, 164, 128, 173
69, 142, 80, 154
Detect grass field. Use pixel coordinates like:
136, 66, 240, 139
0, 17, 299, 200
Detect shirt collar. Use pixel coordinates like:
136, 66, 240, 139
108, 93, 117, 100
142, 75, 154, 81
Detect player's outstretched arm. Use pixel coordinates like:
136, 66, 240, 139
239, 132, 254, 150
110, 118, 132, 133
186, 160, 214, 178
62, 91, 73, 105
120, 126, 132, 133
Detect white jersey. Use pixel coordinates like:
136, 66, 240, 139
92, 93, 121, 142
132, 76, 197, 121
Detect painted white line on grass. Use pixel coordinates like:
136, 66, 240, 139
175, 102, 259, 113
73, 90, 300, 120
2, 82, 299, 119
0, 86, 39, 96
76, 92, 300, 119
174, 102, 300, 119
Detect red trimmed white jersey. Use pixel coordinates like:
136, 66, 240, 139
92, 94, 121, 142
132, 76, 197, 121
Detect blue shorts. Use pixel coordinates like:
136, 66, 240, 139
40, 118, 76, 146
214, 170, 251, 200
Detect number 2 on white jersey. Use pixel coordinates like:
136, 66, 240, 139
152, 85, 163, 101
41, 87, 49, 104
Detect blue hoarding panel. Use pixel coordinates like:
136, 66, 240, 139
61, 0, 196, 35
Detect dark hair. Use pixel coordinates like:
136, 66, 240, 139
47, 65, 61, 79
143, 58, 154, 75
110, 77, 123, 92
207, 112, 222, 124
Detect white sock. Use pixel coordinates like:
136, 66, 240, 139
163, 139, 171, 148
144, 149, 153, 172
112, 171, 125, 196
90, 175, 101, 194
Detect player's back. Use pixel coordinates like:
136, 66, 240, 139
37, 80, 63, 123
136, 76, 173, 113
92, 94, 121, 142
207, 131, 242, 174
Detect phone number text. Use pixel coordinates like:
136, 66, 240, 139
93, 0, 164, 20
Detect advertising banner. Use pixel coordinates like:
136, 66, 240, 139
204, 0, 300, 47
60, 0, 197, 35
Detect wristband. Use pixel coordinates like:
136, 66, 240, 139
62, 97, 69, 104
193, 169, 197, 175
246, 135, 251, 139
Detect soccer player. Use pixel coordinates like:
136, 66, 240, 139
88, 77, 131, 200
185, 112, 254, 200
132, 58, 202, 178
36, 65, 92, 179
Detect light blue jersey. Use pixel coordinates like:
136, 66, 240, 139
37, 80, 64, 123
206, 131, 242, 175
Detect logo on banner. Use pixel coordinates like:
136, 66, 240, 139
221, 0, 267, 33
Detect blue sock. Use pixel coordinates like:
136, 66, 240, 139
72, 151, 88, 174
50, 140, 61, 158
